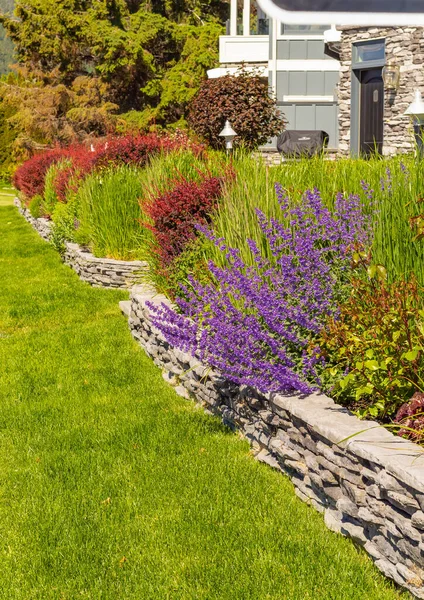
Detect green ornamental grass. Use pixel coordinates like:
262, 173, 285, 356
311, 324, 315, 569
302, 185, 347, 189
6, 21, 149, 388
205, 153, 424, 285
75, 165, 147, 261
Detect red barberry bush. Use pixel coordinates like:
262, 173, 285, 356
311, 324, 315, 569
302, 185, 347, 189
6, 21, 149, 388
145, 174, 225, 268
188, 68, 285, 150
13, 148, 67, 200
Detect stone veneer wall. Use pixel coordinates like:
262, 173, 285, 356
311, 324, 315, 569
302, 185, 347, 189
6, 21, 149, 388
338, 26, 424, 156
128, 285, 424, 599
15, 198, 147, 289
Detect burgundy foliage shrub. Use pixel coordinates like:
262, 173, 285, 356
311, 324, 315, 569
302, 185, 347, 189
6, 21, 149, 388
14, 132, 204, 202
395, 392, 424, 442
13, 148, 67, 200
188, 68, 285, 150
145, 174, 225, 268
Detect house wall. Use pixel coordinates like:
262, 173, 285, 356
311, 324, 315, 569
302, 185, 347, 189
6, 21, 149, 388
270, 31, 340, 148
338, 26, 424, 155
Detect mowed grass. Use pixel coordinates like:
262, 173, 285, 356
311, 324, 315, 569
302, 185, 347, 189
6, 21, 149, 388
0, 206, 411, 600
0, 185, 15, 206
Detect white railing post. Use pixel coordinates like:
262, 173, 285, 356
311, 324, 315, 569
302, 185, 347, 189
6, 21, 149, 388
230, 0, 237, 36
243, 0, 250, 36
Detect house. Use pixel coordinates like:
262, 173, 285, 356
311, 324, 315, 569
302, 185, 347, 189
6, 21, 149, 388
208, 2, 340, 151
336, 26, 420, 156
208, 4, 422, 157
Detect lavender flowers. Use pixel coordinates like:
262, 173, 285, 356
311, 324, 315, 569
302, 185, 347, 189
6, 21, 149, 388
148, 185, 372, 395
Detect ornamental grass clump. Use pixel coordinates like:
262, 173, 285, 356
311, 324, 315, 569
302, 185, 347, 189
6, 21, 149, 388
74, 165, 146, 260
148, 185, 372, 395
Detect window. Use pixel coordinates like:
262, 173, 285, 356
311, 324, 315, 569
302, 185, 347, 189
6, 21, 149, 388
280, 24, 329, 35
352, 39, 385, 64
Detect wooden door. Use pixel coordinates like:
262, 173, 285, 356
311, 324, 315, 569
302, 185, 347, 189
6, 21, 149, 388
360, 67, 384, 156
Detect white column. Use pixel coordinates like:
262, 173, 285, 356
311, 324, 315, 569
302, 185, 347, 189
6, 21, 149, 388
243, 0, 250, 36
230, 0, 237, 36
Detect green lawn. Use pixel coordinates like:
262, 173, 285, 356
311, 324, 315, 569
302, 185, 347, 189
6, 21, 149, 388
0, 185, 15, 206
0, 205, 410, 599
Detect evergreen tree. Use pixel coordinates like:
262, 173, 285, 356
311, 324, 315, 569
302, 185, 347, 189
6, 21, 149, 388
0, 0, 224, 156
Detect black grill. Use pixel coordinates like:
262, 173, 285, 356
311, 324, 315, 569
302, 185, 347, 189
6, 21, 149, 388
277, 130, 329, 158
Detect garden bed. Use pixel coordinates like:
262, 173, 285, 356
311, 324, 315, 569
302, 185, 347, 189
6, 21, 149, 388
128, 284, 424, 599
15, 198, 147, 289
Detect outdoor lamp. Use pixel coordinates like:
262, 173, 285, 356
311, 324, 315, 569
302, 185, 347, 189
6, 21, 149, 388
219, 120, 237, 153
404, 89, 424, 157
382, 63, 400, 91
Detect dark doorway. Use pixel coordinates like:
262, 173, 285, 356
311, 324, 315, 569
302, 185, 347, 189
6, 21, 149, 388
359, 67, 384, 156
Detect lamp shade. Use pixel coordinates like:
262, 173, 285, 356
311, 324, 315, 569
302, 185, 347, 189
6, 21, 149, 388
405, 90, 424, 119
219, 120, 237, 139
382, 63, 400, 90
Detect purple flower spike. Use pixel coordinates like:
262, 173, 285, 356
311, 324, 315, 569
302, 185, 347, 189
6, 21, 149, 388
149, 185, 373, 395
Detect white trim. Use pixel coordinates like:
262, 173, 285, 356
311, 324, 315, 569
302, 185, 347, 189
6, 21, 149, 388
268, 59, 340, 71
219, 35, 269, 63
207, 65, 269, 79
323, 25, 342, 43
282, 94, 335, 102
257, 0, 424, 27
277, 34, 326, 40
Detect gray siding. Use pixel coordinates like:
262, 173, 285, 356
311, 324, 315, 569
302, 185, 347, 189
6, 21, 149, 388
276, 39, 332, 60
276, 71, 339, 100
279, 103, 338, 148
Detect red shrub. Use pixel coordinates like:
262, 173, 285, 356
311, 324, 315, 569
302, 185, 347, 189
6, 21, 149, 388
93, 132, 203, 168
395, 392, 424, 442
14, 132, 203, 203
55, 133, 203, 202
13, 148, 68, 200
145, 174, 224, 268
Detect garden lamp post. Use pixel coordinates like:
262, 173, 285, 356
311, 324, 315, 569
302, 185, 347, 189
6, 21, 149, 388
219, 120, 237, 153
404, 90, 424, 158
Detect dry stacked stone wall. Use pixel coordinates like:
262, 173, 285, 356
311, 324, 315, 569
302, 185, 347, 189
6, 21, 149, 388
338, 26, 424, 156
15, 198, 147, 289
128, 285, 424, 599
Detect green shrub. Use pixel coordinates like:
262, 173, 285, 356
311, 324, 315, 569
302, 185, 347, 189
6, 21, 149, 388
316, 271, 424, 420
28, 194, 44, 218
50, 197, 79, 254
75, 165, 146, 260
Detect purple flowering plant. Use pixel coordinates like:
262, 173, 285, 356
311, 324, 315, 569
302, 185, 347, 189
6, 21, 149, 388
147, 184, 373, 395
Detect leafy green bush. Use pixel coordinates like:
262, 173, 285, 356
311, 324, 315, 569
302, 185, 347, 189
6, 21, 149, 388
144, 238, 212, 299
317, 272, 424, 420
28, 194, 45, 218
75, 165, 146, 260
50, 197, 79, 254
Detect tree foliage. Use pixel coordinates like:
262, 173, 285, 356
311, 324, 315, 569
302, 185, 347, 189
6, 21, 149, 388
0, 0, 224, 156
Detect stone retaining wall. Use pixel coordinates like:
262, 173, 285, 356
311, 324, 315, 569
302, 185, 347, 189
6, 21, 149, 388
128, 285, 424, 598
15, 198, 147, 289
14, 198, 53, 241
